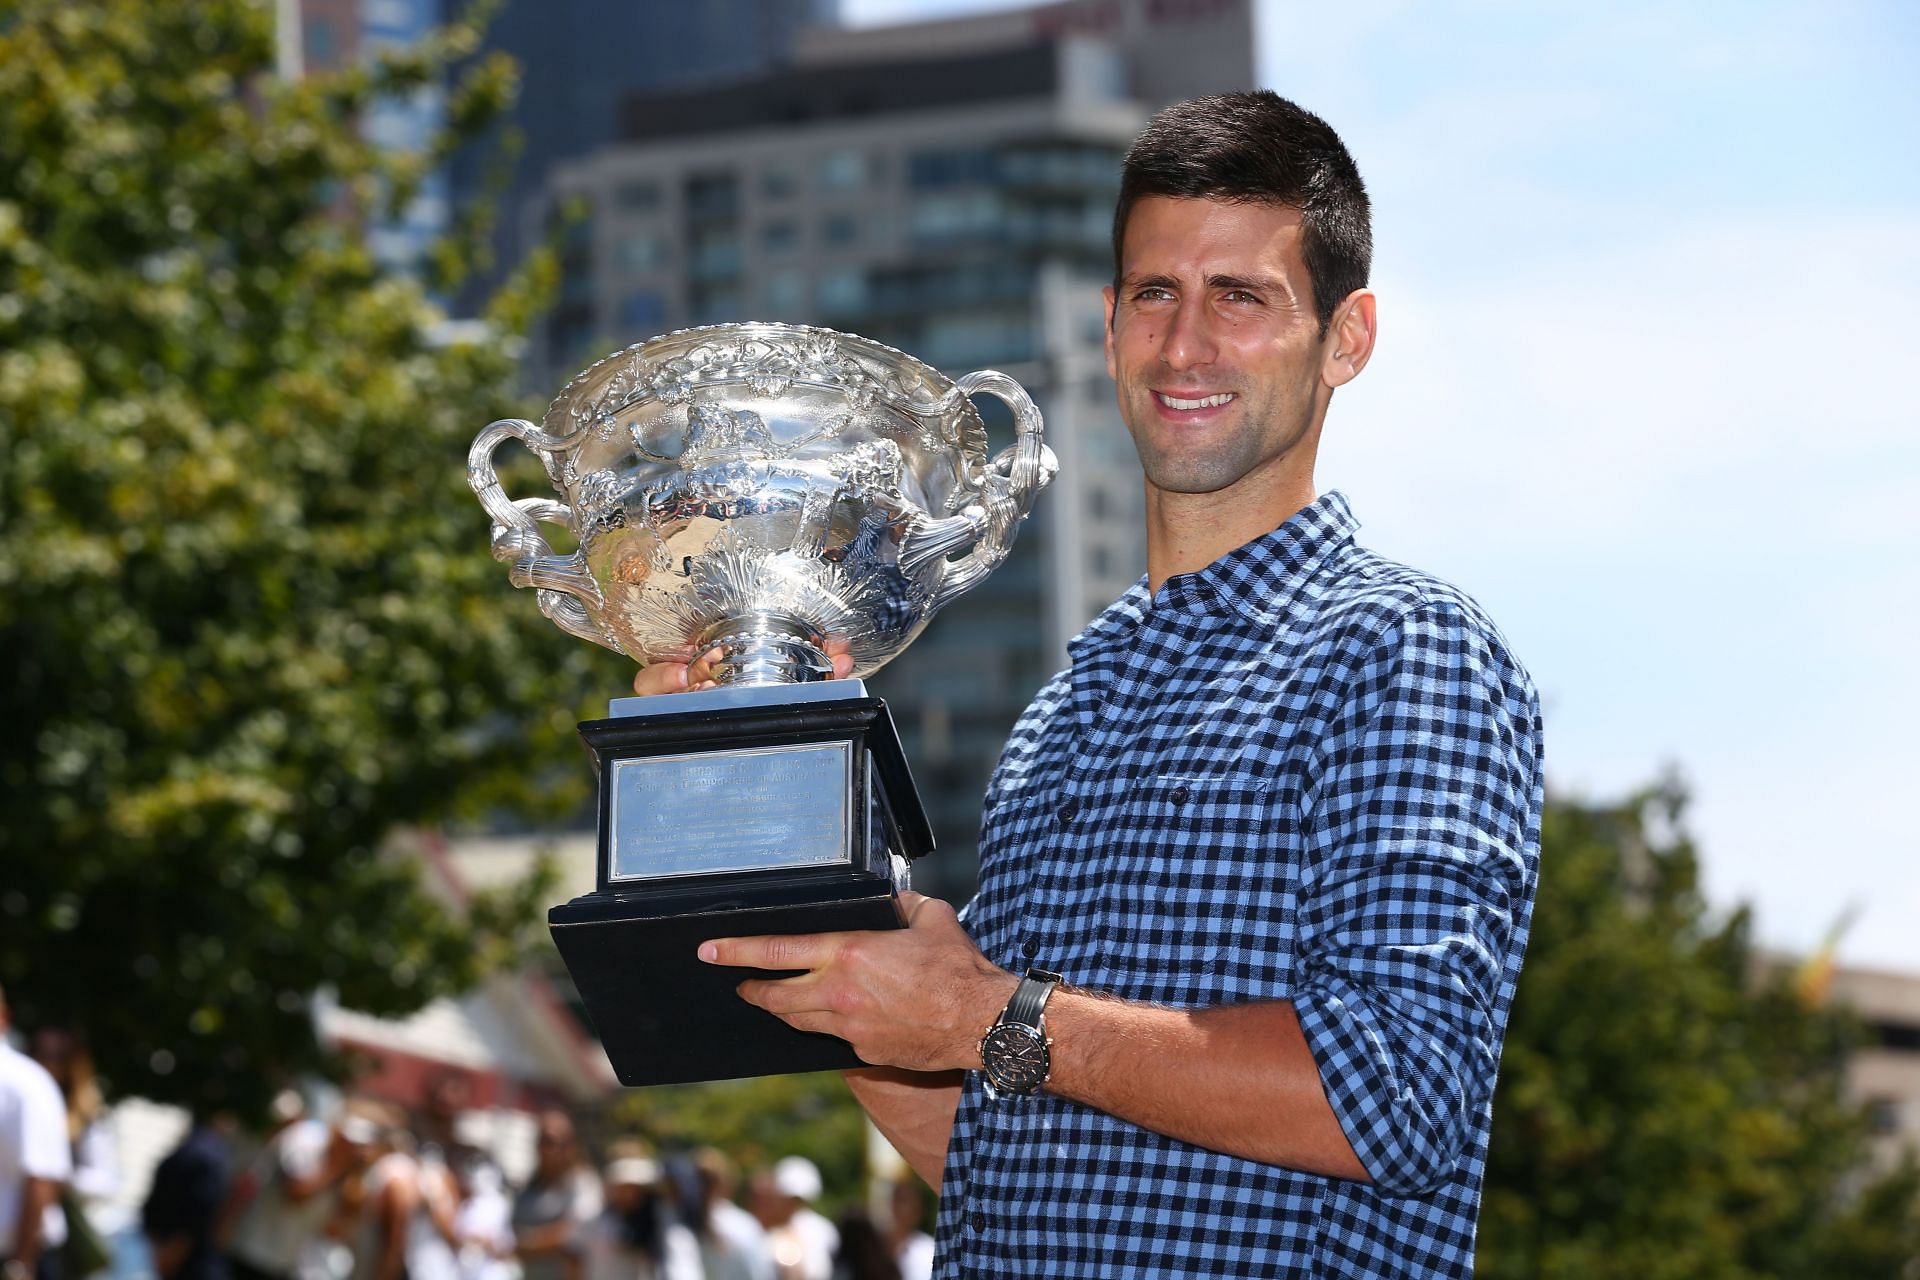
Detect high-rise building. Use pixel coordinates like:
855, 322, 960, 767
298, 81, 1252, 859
446, 0, 839, 309
527, 0, 1255, 897
284, 0, 838, 288
281, 0, 454, 279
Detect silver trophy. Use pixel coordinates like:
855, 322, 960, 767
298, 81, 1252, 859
467, 323, 1054, 1085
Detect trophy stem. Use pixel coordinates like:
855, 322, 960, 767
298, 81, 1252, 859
700, 612, 835, 687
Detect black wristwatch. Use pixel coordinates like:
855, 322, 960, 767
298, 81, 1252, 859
978, 968, 1061, 1096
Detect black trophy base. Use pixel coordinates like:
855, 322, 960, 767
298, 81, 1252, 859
552, 688, 932, 1087
551, 886, 905, 1086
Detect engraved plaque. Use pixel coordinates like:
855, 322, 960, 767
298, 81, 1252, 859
608, 741, 852, 881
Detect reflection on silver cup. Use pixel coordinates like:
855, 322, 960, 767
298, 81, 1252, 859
467, 323, 1056, 683
469, 323, 1056, 1086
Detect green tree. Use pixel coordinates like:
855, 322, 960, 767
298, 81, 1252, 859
0, 0, 624, 1115
1480, 782, 1920, 1277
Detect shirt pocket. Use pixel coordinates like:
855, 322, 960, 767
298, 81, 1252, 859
1092, 761, 1300, 1005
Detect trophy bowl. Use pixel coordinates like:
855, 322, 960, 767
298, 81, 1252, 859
468, 323, 1057, 685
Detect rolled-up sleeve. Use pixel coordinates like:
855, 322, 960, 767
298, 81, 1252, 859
1290, 600, 1543, 1197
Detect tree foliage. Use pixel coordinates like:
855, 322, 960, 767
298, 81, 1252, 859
1480, 782, 1920, 1277
0, 0, 626, 1115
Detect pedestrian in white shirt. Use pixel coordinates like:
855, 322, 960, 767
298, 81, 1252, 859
0, 984, 72, 1280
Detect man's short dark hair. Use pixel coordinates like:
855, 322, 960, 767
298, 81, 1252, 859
1113, 90, 1372, 335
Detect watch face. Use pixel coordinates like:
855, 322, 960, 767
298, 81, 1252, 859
981, 1022, 1049, 1093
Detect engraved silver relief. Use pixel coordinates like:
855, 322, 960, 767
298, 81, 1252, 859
468, 323, 1056, 683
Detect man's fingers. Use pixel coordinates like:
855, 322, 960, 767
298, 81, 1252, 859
633, 648, 726, 696
699, 932, 839, 971
831, 651, 855, 679
684, 646, 725, 690
735, 975, 825, 1016
631, 661, 689, 696
901, 891, 959, 929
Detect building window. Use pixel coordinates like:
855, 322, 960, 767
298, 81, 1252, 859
303, 18, 338, 66
909, 192, 1004, 246
821, 213, 859, 248
762, 220, 798, 254
684, 172, 739, 221
816, 268, 867, 316
618, 290, 667, 332
689, 286, 745, 327
616, 232, 666, 274
1865, 1097, 1902, 1137
614, 180, 660, 212
689, 227, 740, 281
763, 270, 807, 317
762, 167, 797, 200
918, 310, 1031, 369
908, 148, 997, 189
816, 148, 868, 193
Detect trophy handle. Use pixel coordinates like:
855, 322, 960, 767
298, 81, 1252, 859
467, 418, 620, 652
904, 371, 1058, 613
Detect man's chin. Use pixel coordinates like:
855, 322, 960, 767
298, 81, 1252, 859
1138, 456, 1248, 497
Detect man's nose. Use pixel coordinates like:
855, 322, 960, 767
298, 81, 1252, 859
1159, 299, 1217, 371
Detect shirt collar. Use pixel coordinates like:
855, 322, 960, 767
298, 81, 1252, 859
1070, 490, 1360, 657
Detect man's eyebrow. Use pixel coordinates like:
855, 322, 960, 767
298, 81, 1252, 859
1119, 272, 1180, 292
1206, 272, 1289, 295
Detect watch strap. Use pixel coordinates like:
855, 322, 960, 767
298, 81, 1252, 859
1003, 968, 1062, 1029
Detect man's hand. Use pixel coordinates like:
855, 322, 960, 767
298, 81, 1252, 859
699, 892, 1017, 1071
631, 640, 855, 696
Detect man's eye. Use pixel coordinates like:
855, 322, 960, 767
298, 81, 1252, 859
1222, 290, 1261, 304
1133, 287, 1173, 302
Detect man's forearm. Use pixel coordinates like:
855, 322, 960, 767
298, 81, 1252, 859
712, 898, 1368, 1182
842, 1067, 962, 1189
1041, 993, 1369, 1181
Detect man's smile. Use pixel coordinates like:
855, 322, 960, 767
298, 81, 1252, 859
1152, 390, 1237, 412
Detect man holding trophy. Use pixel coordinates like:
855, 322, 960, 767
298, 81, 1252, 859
481, 93, 1542, 1279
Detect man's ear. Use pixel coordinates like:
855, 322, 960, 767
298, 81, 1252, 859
1102, 285, 1118, 381
1321, 289, 1377, 389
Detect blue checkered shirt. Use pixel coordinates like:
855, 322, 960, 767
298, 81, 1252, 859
934, 491, 1544, 1278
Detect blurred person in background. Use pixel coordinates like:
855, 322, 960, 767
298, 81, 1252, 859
823, 1211, 893, 1280
448, 1157, 513, 1280
0, 984, 70, 1280
511, 1110, 600, 1280
223, 1105, 379, 1280
212, 1091, 308, 1252
26, 1032, 115, 1279
878, 1184, 926, 1280
411, 1075, 481, 1177
343, 1107, 460, 1280
753, 1160, 832, 1280
673, 1150, 768, 1280
580, 1147, 699, 1280
141, 1114, 233, 1280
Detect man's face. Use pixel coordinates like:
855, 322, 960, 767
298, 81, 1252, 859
1104, 196, 1343, 504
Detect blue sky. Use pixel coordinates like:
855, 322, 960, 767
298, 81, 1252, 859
844, 0, 1920, 970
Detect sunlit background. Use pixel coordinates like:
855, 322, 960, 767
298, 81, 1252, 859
4, 1, 1917, 1276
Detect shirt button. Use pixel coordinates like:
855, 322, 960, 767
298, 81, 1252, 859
1169, 784, 1191, 806
1021, 937, 1040, 959
969, 1211, 988, 1232
1056, 798, 1079, 827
